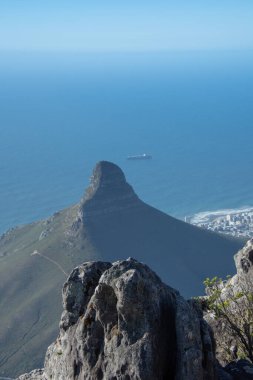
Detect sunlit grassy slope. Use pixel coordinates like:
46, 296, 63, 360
0, 205, 100, 377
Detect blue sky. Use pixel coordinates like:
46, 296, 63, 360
0, 1, 253, 52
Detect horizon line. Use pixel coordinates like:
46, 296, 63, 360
1, 47, 253, 54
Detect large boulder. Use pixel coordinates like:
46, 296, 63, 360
17, 259, 218, 380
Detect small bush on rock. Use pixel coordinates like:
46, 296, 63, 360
204, 276, 253, 363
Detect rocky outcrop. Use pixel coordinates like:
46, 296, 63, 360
204, 239, 253, 367
78, 161, 140, 222
234, 239, 253, 279
17, 259, 218, 380
224, 360, 253, 379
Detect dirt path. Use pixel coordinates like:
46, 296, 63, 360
31, 250, 68, 277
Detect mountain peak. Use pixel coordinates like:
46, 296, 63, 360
83, 161, 127, 201
79, 161, 140, 219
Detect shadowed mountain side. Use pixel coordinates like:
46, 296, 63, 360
78, 161, 243, 297
82, 197, 243, 297
0, 161, 243, 377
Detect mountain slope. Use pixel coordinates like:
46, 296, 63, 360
0, 161, 243, 377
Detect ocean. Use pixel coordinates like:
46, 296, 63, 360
0, 50, 253, 235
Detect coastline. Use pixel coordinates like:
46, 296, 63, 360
188, 206, 253, 224
187, 206, 253, 238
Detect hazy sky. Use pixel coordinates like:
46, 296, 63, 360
0, 0, 253, 52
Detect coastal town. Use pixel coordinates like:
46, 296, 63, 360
187, 207, 253, 238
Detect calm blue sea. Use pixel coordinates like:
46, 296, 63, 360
0, 50, 253, 235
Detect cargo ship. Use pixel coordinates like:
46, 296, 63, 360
127, 153, 152, 160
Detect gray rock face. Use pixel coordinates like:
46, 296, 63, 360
18, 259, 218, 380
234, 239, 253, 278
225, 360, 253, 379
80, 161, 140, 219
204, 239, 253, 367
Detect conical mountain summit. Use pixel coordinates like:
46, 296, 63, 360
78, 161, 140, 222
